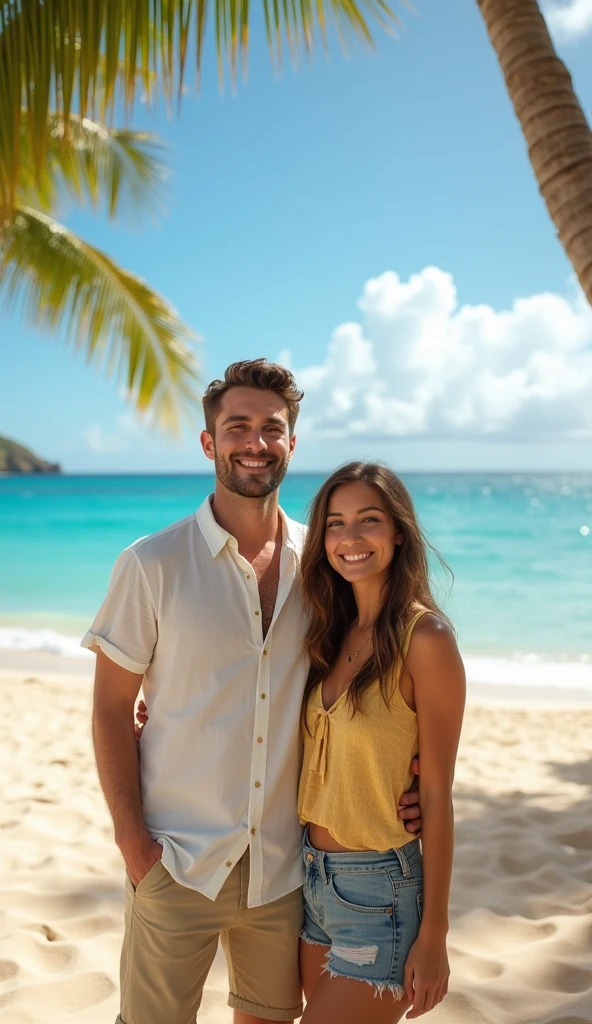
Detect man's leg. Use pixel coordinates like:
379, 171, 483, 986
233, 1013, 292, 1024
222, 857, 304, 1023
118, 860, 236, 1024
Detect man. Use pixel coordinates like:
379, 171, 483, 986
83, 358, 422, 1024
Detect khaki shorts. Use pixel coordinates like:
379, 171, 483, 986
117, 849, 304, 1023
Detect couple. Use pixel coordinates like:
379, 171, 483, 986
83, 358, 466, 1024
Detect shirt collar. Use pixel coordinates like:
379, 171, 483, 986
279, 507, 305, 554
195, 494, 304, 558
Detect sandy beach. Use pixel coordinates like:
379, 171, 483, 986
1, 652, 591, 1024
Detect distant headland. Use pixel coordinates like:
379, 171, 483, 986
0, 435, 62, 475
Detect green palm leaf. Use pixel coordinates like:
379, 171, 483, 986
0, 206, 199, 435
0, 0, 399, 212
18, 114, 170, 221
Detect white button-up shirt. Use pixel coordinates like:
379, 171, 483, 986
82, 496, 308, 907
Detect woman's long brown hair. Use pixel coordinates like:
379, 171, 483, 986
300, 462, 452, 715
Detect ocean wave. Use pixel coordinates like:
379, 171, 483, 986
0, 627, 591, 690
463, 655, 592, 692
0, 628, 93, 659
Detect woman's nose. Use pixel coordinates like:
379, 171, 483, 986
343, 522, 362, 541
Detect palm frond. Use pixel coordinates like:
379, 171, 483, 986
0, 0, 399, 211
17, 114, 170, 221
0, 205, 200, 434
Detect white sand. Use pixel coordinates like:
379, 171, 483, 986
1, 655, 591, 1024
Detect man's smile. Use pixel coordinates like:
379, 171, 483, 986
235, 458, 274, 469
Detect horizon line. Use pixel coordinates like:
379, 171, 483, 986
3, 469, 592, 478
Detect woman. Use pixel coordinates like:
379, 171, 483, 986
297, 462, 465, 1023
135, 460, 465, 1021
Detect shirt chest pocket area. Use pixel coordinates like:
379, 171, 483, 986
156, 599, 235, 663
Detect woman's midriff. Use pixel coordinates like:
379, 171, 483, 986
306, 822, 362, 853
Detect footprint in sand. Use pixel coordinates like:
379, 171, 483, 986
0, 1009, 38, 1024
0, 961, 19, 982
455, 869, 492, 889
431, 989, 487, 1022
449, 947, 504, 981
0, 892, 98, 919
0, 933, 78, 973
498, 850, 549, 876
0, 971, 115, 1014
535, 961, 592, 994
556, 831, 592, 850
546, 1018, 592, 1024
453, 908, 558, 955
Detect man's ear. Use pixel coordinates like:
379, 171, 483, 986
200, 429, 215, 462
288, 433, 297, 458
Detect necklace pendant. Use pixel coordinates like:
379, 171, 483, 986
347, 655, 353, 663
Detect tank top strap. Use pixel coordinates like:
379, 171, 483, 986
401, 608, 430, 658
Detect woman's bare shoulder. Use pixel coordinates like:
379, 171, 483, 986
412, 609, 455, 637
407, 611, 459, 662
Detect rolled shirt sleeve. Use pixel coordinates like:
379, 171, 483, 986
81, 546, 157, 674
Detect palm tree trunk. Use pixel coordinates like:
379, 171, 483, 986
477, 0, 592, 306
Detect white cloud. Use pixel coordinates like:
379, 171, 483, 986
543, 0, 592, 42
285, 267, 592, 442
81, 413, 144, 453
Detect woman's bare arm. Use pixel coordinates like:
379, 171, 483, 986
404, 614, 466, 1016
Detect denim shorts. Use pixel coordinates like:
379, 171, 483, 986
300, 828, 423, 997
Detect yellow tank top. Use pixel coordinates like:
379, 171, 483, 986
298, 610, 427, 852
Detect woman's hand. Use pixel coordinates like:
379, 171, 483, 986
135, 699, 148, 742
399, 756, 422, 835
404, 930, 449, 1018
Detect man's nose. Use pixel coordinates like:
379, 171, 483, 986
243, 432, 268, 451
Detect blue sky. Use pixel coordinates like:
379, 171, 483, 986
2, 0, 592, 472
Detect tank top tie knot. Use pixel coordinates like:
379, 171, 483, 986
309, 708, 330, 782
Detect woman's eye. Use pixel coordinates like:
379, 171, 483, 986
362, 516, 379, 523
326, 520, 343, 528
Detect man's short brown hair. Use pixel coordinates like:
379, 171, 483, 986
202, 358, 304, 435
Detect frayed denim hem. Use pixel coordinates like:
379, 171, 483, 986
299, 930, 330, 947
300, 932, 406, 999
321, 961, 406, 1000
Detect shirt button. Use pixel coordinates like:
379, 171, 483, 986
263, 649, 268, 656
260, 693, 266, 700
306, 852, 314, 863
254, 781, 261, 788
246, 574, 251, 579
226, 861, 232, 867
254, 610, 260, 616
257, 737, 263, 743
250, 828, 256, 835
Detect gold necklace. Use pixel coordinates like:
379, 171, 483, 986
343, 634, 372, 664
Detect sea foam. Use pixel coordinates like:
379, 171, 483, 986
0, 628, 93, 659
0, 627, 590, 690
463, 654, 592, 692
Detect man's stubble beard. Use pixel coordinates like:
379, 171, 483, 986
213, 449, 291, 499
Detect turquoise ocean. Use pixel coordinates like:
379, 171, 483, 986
0, 473, 591, 691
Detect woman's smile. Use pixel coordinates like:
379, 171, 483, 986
340, 551, 374, 564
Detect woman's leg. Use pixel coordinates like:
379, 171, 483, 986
299, 939, 329, 1003
301, 974, 411, 1024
